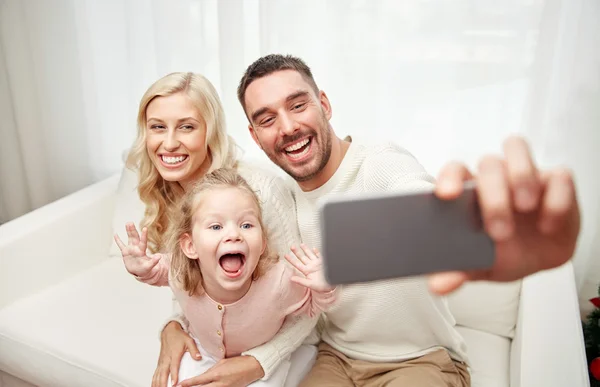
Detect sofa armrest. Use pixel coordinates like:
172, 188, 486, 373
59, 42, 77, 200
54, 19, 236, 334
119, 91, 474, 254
0, 174, 120, 309
510, 261, 589, 387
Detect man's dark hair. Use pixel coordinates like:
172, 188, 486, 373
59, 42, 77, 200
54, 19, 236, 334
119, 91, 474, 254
237, 54, 320, 116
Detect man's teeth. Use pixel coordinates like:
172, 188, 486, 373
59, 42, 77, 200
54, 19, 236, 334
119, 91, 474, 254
288, 143, 311, 159
162, 155, 186, 164
285, 138, 309, 152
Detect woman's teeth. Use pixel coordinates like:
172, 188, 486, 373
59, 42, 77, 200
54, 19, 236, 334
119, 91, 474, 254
161, 155, 187, 164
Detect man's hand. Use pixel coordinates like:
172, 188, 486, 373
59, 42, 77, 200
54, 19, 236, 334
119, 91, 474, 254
429, 135, 580, 294
152, 321, 201, 387
176, 355, 264, 387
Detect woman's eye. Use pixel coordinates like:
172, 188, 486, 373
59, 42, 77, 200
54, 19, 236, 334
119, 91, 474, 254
181, 125, 194, 130
150, 125, 165, 130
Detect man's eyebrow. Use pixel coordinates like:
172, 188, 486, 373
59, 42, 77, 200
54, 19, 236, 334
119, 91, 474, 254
286, 90, 310, 102
250, 90, 311, 123
251, 107, 269, 123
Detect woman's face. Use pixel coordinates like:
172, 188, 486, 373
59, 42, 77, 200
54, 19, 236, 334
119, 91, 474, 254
145, 92, 210, 188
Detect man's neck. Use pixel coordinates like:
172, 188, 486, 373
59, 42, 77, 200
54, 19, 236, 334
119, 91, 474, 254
298, 135, 350, 192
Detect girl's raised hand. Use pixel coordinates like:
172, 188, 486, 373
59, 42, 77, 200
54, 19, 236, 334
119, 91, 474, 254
285, 244, 334, 292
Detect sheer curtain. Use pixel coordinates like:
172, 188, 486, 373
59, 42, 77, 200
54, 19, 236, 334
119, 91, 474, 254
0, 0, 598, 304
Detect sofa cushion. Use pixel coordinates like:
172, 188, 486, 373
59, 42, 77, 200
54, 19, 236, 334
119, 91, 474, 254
0, 370, 36, 387
0, 258, 173, 387
0, 257, 319, 387
448, 280, 522, 339
456, 326, 510, 387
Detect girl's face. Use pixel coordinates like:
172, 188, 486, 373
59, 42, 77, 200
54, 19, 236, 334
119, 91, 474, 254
145, 92, 211, 190
180, 187, 266, 304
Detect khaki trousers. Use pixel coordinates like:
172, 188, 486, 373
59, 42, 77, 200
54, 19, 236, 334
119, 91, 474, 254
299, 343, 470, 387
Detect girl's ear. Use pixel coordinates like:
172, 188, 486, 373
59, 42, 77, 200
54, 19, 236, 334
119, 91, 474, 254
180, 233, 199, 259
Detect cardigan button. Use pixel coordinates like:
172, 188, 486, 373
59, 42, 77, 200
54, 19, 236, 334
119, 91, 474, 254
218, 304, 223, 311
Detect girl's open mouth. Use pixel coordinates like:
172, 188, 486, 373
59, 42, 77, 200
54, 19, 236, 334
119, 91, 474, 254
219, 253, 246, 278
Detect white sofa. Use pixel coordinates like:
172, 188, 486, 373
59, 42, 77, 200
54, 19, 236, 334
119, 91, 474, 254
0, 163, 590, 387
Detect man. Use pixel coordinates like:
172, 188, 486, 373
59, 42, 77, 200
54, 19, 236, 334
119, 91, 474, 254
238, 54, 579, 296
173, 54, 580, 386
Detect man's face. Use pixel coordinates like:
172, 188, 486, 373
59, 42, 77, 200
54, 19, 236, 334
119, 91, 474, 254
244, 70, 333, 183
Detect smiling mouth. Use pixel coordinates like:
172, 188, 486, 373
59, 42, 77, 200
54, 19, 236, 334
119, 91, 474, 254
283, 137, 312, 159
160, 155, 188, 165
219, 253, 246, 277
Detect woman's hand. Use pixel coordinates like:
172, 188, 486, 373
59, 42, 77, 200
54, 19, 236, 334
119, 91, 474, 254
152, 321, 202, 387
176, 356, 264, 387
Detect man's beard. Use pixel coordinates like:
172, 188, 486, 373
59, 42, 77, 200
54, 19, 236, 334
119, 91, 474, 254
266, 121, 332, 183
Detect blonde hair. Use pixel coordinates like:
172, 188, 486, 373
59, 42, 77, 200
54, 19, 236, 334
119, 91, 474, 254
127, 72, 238, 253
166, 168, 278, 296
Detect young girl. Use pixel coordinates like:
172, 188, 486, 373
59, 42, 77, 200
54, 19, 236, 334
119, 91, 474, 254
116, 168, 336, 386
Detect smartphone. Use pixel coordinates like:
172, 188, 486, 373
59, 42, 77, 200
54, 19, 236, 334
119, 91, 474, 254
318, 182, 495, 285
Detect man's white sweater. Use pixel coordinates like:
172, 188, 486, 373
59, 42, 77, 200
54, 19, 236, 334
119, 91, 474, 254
292, 141, 469, 364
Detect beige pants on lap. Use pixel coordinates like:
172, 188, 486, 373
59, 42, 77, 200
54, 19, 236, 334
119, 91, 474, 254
299, 342, 470, 387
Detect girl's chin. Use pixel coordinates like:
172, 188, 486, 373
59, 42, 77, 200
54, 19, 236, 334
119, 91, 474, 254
217, 277, 252, 294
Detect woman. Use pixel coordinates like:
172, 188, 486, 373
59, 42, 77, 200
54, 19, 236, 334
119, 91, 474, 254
118, 72, 318, 387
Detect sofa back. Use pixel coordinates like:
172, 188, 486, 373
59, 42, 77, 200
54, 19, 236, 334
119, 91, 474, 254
109, 166, 146, 258
447, 280, 521, 338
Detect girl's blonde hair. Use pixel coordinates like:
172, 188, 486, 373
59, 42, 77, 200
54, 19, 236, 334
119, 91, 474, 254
127, 72, 238, 253
166, 168, 278, 296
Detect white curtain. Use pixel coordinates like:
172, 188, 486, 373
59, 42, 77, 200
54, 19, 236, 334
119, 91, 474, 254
0, 0, 598, 306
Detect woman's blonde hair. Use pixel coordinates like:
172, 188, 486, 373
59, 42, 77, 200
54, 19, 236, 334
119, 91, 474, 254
127, 72, 238, 253
166, 168, 278, 296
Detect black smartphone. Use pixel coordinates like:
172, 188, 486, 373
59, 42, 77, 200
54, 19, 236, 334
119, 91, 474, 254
319, 182, 495, 285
